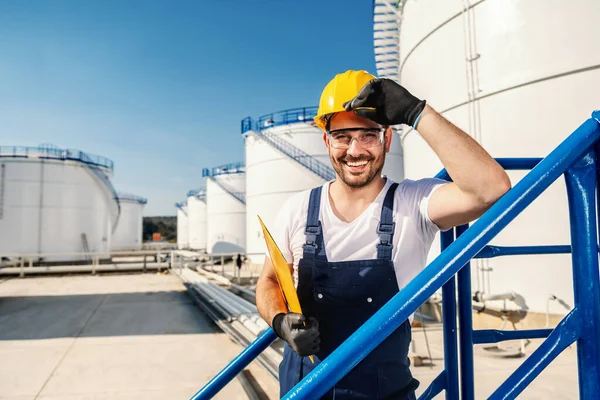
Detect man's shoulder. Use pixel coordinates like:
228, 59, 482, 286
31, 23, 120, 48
395, 177, 448, 196
278, 185, 325, 219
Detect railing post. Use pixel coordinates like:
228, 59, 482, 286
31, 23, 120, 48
20, 257, 24, 278
456, 223, 475, 400
565, 150, 600, 399
441, 229, 459, 400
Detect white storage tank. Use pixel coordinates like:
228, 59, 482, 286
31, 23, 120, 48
373, 0, 600, 318
176, 201, 189, 250
203, 162, 246, 254
0, 145, 120, 261
187, 188, 207, 251
111, 193, 147, 251
243, 107, 404, 265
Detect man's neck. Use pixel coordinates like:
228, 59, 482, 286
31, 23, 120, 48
328, 176, 387, 223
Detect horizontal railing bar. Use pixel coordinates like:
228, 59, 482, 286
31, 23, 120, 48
189, 329, 278, 400
472, 328, 553, 344
489, 309, 581, 399
417, 371, 447, 400
474, 245, 572, 258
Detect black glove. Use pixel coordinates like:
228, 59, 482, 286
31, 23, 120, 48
272, 312, 320, 357
343, 78, 426, 127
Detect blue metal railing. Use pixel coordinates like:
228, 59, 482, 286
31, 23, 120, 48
190, 111, 600, 400
202, 163, 245, 205
117, 192, 148, 204
187, 188, 207, 202
241, 107, 335, 181
241, 107, 318, 133
0, 145, 114, 170
175, 201, 187, 214
201, 162, 245, 178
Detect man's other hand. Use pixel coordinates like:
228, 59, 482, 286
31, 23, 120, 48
272, 313, 320, 357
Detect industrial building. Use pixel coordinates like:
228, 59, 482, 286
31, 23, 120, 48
0, 145, 120, 261
203, 162, 246, 254
176, 200, 189, 250
111, 193, 147, 251
187, 188, 207, 251
373, 0, 600, 320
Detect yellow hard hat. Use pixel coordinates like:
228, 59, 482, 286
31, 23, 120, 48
314, 70, 376, 131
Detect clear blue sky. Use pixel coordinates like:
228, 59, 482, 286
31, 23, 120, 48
0, 0, 377, 216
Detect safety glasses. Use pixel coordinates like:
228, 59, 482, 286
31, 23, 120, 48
326, 127, 385, 150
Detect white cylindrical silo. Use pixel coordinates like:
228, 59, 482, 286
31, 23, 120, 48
204, 163, 246, 254
242, 107, 404, 266
374, 0, 600, 318
176, 201, 189, 250
0, 145, 120, 261
187, 188, 207, 251
111, 193, 147, 251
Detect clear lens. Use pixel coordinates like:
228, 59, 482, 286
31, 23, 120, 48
327, 128, 384, 149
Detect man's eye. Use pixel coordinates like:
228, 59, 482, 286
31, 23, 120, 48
363, 133, 378, 140
333, 135, 350, 141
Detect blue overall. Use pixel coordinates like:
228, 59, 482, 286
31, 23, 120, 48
279, 183, 419, 399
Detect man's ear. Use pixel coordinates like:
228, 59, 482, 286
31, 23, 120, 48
323, 131, 329, 148
385, 127, 393, 153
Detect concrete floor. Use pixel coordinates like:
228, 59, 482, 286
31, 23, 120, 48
0, 273, 268, 400
0, 272, 580, 400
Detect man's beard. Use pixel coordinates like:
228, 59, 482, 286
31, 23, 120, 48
329, 151, 385, 188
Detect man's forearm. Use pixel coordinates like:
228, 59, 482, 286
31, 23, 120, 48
416, 105, 510, 202
256, 277, 288, 326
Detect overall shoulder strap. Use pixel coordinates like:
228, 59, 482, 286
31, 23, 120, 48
377, 182, 399, 260
302, 186, 323, 260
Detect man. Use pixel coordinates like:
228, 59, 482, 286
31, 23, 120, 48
256, 70, 511, 399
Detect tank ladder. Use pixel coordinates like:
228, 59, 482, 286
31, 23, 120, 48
241, 107, 336, 182
202, 163, 246, 205
189, 111, 600, 400
80, 233, 91, 262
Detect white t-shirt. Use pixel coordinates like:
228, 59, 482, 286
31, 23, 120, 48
272, 178, 447, 291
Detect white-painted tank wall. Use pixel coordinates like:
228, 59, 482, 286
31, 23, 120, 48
393, 0, 600, 315
0, 159, 114, 261
177, 204, 189, 250
187, 194, 207, 251
244, 121, 404, 265
206, 173, 246, 254
111, 198, 145, 251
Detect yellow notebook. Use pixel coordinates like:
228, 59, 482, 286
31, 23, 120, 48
257, 215, 314, 363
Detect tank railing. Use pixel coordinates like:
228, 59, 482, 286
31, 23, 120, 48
204, 176, 245, 205
251, 129, 336, 181
187, 188, 207, 201
190, 112, 600, 400
175, 201, 188, 214
0, 145, 114, 170
241, 107, 318, 134
116, 192, 148, 204
201, 162, 245, 178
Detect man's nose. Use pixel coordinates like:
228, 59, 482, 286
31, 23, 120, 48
346, 137, 368, 157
